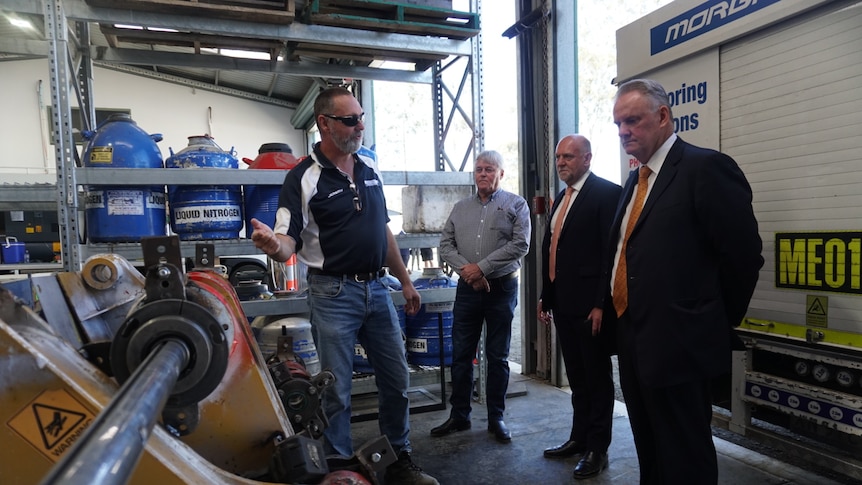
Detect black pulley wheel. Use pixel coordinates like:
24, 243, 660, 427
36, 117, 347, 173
111, 299, 229, 407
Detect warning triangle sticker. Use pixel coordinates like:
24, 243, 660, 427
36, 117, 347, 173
807, 298, 827, 316
33, 404, 87, 450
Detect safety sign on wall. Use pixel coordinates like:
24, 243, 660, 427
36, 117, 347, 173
806, 295, 828, 328
7, 388, 95, 462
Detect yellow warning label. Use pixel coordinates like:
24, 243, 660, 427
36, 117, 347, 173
88, 146, 113, 164
806, 295, 828, 328
7, 389, 95, 463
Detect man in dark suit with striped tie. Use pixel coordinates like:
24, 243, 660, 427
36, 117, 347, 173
538, 134, 621, 479
609, 78, 763, 485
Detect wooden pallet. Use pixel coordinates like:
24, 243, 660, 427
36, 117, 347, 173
286, 40, 446, 70
99, 25, 285, 58
86, 0, 296, 25
301, 0, 479, 41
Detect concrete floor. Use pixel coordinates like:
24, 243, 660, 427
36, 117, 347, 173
375, 272, 851, 484
350, 366, 843, 485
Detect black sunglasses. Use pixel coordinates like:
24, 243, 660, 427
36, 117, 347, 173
322, 113, 365, 127
349, 182, 362, 212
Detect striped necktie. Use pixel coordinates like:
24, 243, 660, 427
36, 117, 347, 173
612, 166, 652, 317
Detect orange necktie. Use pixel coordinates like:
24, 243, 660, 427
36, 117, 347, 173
549, 186, 574, 282
612, 166, 652, 317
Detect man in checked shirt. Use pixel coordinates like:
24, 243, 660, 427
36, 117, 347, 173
431, 150, 531, 444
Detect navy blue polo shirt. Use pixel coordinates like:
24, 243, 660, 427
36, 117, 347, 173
273, 143, 389, 273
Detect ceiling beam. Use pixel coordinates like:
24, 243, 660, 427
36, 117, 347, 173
0, 39, 432, 83
95, 46, 434, 83
5, 0, 471, 57
95, 61, 297, 107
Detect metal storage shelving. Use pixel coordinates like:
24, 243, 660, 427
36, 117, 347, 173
3, 0, 482, 274
76, 168, 472, 261
3, 0, 483, 417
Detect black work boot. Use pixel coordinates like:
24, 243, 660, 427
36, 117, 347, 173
383, 451, 439, 485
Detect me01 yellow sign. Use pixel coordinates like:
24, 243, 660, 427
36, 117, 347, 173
775, 232, 862, 294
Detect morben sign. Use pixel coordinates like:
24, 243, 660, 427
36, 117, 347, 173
651, 0, 782, 54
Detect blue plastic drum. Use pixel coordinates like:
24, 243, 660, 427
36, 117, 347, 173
82, 114, 166, 242
406, 268, 457, 367
242, 143, 297, 232
166, 135, 243, 240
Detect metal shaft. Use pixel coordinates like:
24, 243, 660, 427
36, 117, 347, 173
40, 339, 189, 485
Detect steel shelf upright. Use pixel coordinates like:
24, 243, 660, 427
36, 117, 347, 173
45, 0, 90, 272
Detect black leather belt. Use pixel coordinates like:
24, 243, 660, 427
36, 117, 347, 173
308, 268, 385, 283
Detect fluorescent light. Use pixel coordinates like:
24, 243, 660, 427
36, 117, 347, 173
9, 18, 33, 30
219, 49, 272, 61
368, 60, 415, 71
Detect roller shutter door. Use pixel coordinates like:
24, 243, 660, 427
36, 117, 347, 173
720, 1, 862, 330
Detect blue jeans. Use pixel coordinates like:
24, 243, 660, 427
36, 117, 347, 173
449, 276, 518, 421
307, 273, 411, 457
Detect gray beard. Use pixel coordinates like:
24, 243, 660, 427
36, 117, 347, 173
333, 133, 362, 154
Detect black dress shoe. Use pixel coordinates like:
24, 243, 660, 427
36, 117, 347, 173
488, 419, 512, 443
572, 451, 608, 479
543, 439, 586, 458
430, 417, 471, 437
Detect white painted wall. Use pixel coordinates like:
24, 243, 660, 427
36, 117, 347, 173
0, 58, 305, 184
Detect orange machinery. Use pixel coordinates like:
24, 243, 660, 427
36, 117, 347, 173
0, 236, 391, 485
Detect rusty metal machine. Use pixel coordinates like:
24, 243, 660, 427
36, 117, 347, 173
0, 236, 393, 484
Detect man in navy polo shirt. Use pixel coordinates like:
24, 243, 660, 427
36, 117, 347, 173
251, 87, 437, 485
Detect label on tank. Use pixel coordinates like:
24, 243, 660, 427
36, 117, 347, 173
407, 338, 429, 352
106, 190, 145, 216
426, 302, 454, 313
146, 192, 167, 209
88, 146, 113, 164
173, 205, 242, 224
84, 191, 104, 209
355, 344, 367, 359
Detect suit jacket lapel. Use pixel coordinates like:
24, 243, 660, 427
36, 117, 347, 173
568, 173, 593, 215
560, 173, 594, 235
635, 138, 683, 231
612, 168, 638, 240
550, 188, 566, 216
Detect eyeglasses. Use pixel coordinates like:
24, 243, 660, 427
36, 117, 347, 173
322, 113, 365, 127
349, 182, 362, 212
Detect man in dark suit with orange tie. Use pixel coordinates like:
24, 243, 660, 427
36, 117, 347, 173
538, 134, 621, 480
609, 79, 763, 485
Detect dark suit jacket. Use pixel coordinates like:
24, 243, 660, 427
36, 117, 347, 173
541, 172, 622, 317
610, 138, 763, 388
